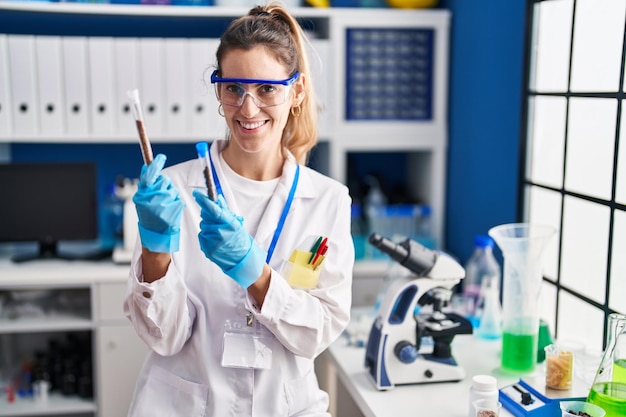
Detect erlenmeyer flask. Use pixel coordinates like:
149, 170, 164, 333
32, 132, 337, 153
587, 313, 626, 417
488, 223, 555, 374
475, 274, 502, 340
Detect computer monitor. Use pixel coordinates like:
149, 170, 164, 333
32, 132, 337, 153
0, 162, 99, 262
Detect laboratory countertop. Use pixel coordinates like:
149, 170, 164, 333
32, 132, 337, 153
0, 251, 593, 417
0, 245, 392, 288
0, 256, 130, 287
324, 310, 591, 417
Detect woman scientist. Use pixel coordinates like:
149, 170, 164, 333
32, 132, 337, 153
123, 3, 354, 416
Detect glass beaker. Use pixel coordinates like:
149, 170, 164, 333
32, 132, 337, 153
587, 313, 626, 417
488, 223, 555, 374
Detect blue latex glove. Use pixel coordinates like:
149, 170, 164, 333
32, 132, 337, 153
133, 154, 186, 253
193, 190, 266, 288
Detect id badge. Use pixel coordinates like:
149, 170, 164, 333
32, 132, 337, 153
222, 317, 273, 370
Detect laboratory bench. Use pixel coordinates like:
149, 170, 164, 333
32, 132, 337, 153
0, 255, 147, 417
0, 243, 388, 416
316, 308, 592, 417
0, 253, 592, 417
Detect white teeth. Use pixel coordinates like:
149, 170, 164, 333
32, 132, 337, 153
240, 121, 265, 130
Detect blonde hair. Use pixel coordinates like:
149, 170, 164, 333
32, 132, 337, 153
215, 2, 319, 164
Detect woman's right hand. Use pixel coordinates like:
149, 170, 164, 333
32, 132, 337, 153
132, 153, 186, 253
193, 191, 266, 289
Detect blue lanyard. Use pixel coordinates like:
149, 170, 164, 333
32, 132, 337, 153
208, 150, 300, 264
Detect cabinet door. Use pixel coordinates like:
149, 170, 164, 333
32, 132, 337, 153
96, 282, 148, 417
97, 324, 147, 417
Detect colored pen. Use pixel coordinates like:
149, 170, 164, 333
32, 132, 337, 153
313, 244, 328, 270
308, 236, 323, 263
311, 237, 328, 266
195, 141, 217, 201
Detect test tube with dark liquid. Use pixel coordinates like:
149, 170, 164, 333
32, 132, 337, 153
195, 141, 217, 201
127, 89, 153, 165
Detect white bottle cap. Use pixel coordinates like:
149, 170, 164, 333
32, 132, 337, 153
472, 374, 497, 391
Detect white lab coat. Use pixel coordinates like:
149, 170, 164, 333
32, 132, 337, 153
124, 140, 354, 417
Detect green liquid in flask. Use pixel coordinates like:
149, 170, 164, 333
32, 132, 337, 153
613, 359, 626, 383
587, 382, 626, 417
501, 331, 537, 373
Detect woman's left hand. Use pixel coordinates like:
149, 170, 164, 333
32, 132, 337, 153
193, 190, 266, 288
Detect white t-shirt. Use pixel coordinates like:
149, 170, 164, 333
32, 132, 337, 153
219, 152, 279, 237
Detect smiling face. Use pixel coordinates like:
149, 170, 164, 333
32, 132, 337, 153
219, 46, 304, 164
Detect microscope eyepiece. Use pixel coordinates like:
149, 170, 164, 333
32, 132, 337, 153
368, 233, 384, 245
369, 233, 409, 262
368, 233, 436, 277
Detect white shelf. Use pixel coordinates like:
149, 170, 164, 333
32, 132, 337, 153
0, 258, 129, 287
0, 315, 93, 334
0, 259, 147, 417
0, 2, 446, 19
353, 259, 392, 279
0, 392, 96, 416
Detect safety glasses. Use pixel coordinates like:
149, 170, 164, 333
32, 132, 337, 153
210, 70, 299, 108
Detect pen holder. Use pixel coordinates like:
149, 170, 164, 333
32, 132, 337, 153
282, 249, 324, 289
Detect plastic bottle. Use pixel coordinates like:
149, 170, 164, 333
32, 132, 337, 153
363, 175, 387, 258
373, 259, 408, 314
351, 203, 366, 260
415, 204, 436, 249
363, 176, 387, 228
468, 374, 499, 417
463, 235, 501, 328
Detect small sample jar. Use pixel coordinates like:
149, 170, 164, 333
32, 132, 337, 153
468, 375, 499, 417
545, 344, 574, 390
474, 398, 502, 417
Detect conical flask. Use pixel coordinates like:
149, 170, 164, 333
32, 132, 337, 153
587, 313, 626, 417
475, 274, 502, 340
488, 223, 555, 374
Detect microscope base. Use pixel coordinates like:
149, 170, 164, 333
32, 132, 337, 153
370, 354, 466, 390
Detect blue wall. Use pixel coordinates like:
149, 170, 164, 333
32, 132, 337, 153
440, 0, 526, 263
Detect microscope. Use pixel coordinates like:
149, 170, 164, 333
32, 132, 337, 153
364, 233, 473, 390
